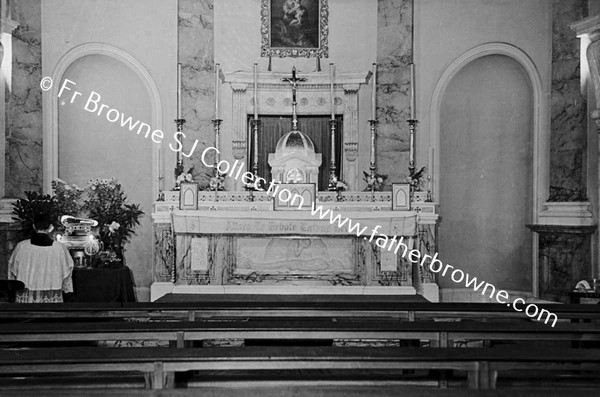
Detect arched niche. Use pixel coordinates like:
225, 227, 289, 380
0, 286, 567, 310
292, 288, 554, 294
437, 53, 534, 292
42, 43, 163, 198
429, 43, 546, 296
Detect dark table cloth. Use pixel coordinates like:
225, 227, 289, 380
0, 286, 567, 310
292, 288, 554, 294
65, 266, 136, 303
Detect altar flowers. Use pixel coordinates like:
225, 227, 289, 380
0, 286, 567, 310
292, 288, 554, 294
363, 171, 387, 192
13, 178, 144, 267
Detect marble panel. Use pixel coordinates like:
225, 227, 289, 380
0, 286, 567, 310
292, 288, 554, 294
376, 0, 412, 189
538, 229, 592, 303
6, 0, 42, 197
234, 237, 355, 276
153, 222, 174, 283
179, 0, 215, 188
549, 0, 587, 201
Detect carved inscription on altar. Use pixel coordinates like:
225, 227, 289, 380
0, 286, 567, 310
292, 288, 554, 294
224, 220, 341, 234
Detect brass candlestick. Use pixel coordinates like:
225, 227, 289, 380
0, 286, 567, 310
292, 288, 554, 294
251, 119, 260, 177
368, 119, 378, 202
368, 119, 378, 179
212, 118, 222, 165
328, 119, 338, 191
407, 119, 418, 177
174, 118, 186, 169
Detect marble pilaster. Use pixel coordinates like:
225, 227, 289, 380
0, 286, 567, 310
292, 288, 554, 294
178, 0, 215, 187
6, 0, 42, 197
376, 0, 413, 189
549, 0, 587, 201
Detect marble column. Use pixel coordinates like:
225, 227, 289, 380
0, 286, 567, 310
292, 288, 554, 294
1, 9, 20, 199
572, 15, 600, 128
376, 0, 413, 188
178, 0, 215, 187
571, 14, 600, 282
5, 0, 42, 198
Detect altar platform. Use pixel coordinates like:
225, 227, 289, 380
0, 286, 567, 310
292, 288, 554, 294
152, 191, 439, 302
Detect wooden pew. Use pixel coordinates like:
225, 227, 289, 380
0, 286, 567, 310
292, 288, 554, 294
3, 387, 600, 397
1, 319, 600, 348
0, 297, 598, 323
1, 346, 599, 390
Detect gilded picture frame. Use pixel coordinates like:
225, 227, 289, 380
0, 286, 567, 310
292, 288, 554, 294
392, 183, 411, 211
261, 0, 329, 58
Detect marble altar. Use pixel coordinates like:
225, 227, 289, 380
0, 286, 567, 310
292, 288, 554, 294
151, 191, 439, 301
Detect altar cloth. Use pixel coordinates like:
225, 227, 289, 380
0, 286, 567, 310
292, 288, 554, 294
172, 210, 418, 237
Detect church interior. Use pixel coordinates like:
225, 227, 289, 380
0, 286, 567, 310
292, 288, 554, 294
1, 0, 600, 394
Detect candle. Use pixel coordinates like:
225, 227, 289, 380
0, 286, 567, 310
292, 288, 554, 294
177, 63, 182, 119
371, 63, 377, 120
410, 63, 415, 119
253, 63, 258, 120
330, 63, 335, 120
215, 63, 220, 119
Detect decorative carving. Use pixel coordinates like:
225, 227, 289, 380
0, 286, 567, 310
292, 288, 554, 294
231, 83, 248, 160
343, 85, 359, 165
153, 223, 174, 282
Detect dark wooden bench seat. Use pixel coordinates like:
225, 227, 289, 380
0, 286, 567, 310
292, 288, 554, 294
0, 297, 598, 323
4, 387, 600, 397
1, 346, 599, 390
1, 319, 600, 347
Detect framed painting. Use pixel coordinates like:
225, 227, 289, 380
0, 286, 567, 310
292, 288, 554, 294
261, 0, 329, 58
273, 183, 315, 211
392, 183, 411, 211
179, 182, 198, 210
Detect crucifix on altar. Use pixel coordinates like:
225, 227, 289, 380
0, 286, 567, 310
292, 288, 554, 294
282, 67, 306, 132
268, 67, 322, 186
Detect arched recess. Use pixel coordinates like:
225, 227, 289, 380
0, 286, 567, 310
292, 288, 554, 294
430, 43, 546, 220
42, 43, 163, 198
430, 43, 546, 295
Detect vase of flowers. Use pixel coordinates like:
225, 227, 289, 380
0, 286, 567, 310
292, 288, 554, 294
83, 178, 144, 265
174, 162, 195, 190
208, 171, 226, 201
12, 191, 61, 239
14, 178, 143, 268
406, 166, 427, 192
363, 171, 387, 191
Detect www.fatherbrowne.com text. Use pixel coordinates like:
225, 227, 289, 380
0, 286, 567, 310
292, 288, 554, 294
200, 146, 558, 327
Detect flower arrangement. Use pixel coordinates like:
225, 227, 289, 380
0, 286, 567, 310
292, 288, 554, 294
12, 191, 60, 238
174, 162, 195, 190
52, 178, 84, 217
406, 166, 427, 191
82, 178, 144, 262
208, 172, 227, 191
335, 180, 348, 192
363, 171, 387, 191
13, 178, 143, 267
